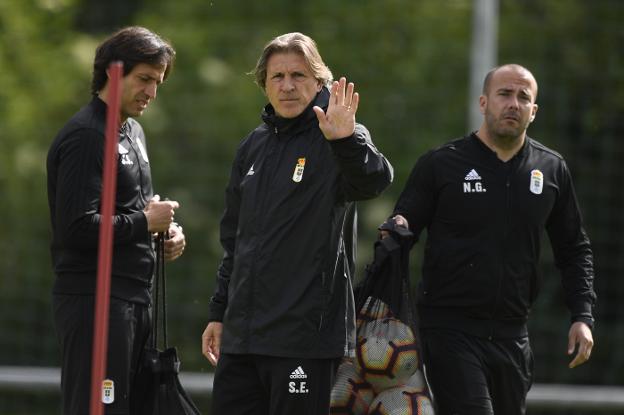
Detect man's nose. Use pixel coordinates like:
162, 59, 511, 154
281, 76, 295, 92
145, 82, 157, 99
508, 95, 520, 109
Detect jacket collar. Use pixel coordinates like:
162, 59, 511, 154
91, 96, 107, 121
470, 131, 530, 162
90, 95, 131, 139
261, 87, 330, 135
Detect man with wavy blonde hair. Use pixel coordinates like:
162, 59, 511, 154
202, 32, 393, 415
252, 32, 334, 90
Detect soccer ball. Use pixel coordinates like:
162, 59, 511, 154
405, 368, 427, 393
368, 386, 434, 415
356, 318, 419, 392
330, 360, 375, 415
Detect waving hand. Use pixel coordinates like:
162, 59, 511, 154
313, 77, 359, 140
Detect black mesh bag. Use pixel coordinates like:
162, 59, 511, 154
330, 219, 435, 414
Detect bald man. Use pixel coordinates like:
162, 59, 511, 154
386, 64, 596, 414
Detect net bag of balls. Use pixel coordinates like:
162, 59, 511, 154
330, 218, 434, 415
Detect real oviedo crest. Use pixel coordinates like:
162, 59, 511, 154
292, 158, 306, 183
530, 169, 543, 195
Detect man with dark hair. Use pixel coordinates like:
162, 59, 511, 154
388, 64, 596, 414
201, 32, 393, 414
47, 26, 184, 414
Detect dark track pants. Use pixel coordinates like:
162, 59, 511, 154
421, 328, 533, 415
212, 353, 340, 415
53, 294, 151, 415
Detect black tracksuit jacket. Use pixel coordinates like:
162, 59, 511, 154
207, 88, 393, 358
47, 97, 154, 304
394, 133, 596, 339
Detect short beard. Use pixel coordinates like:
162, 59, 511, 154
486, 113, 527, 147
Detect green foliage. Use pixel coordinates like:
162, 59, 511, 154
0, 0, 91, 364
1, 4, 623, 413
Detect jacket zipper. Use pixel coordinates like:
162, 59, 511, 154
489, 165, 513, 340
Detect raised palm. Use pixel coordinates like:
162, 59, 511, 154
313, 77, 359, 140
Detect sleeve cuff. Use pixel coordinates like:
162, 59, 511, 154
129, 211, 149, 238
571, 315, 594, 330
328, 134, 359, 156
208, 297, 225, 322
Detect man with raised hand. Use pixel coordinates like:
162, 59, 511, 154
202, 32, 393, 415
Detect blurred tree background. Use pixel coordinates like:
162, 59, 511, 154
0, 0, 622, 413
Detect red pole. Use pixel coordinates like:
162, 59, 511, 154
89, 61, 123, 415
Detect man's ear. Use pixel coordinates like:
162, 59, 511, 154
478, 95, 487, 115
530, 104, 539, 123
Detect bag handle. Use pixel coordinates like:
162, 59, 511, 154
152, 231, 168, 349
355, 221, 414, 321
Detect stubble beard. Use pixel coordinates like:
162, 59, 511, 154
486, 112, 527, 147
